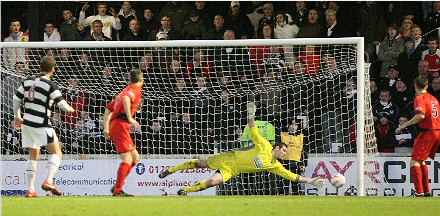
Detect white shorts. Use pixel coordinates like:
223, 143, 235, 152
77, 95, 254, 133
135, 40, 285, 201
22, 125, 59, 149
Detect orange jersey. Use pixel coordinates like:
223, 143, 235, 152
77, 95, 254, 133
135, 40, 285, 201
414, 93, 440, 129
106, 84, 142, 121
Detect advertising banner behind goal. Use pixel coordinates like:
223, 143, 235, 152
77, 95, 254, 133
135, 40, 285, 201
305, 155, 440, 196
1, 159, 216, 196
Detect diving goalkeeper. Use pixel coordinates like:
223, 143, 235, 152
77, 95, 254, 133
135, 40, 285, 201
159, 102, 324, 195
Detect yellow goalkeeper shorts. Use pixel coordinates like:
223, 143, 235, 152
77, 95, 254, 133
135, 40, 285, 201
207, 151, 239, 182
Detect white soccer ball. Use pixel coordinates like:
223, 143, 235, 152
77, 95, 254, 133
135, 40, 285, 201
330, 173, 346, 188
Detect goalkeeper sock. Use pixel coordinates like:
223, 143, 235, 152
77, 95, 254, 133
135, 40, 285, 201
421, 164, 430, 194
411, 166, 424, 194
115, 162, 131, 193
183, 180, 208, 193
169, 159, 198, 173
26, 160, 37, 192
45, 154, 61, 184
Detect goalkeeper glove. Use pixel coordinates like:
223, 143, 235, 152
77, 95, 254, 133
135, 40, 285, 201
247, 102, 256, 119
307, 177, 325, 188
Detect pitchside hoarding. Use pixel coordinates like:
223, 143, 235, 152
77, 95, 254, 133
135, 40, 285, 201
1, 159, 216, 196
305, 156, 440, 196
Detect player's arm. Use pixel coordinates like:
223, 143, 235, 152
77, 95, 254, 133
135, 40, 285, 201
103, 108, 113, 141
122, 95, 140, 130
269, 165, 324, 188
246, 102, 272, 149
49, 84, 74, 113
396, 113, 425, 134
12, 84, 25, 130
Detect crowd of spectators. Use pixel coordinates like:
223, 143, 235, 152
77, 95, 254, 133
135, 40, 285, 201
3, 1, 440, 158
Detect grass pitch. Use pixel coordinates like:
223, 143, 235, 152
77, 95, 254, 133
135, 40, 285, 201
2, 196, 440, 216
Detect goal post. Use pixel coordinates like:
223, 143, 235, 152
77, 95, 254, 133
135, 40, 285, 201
1, 38, 372, 196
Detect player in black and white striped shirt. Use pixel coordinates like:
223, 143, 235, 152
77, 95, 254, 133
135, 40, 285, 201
13, 56, 75, 198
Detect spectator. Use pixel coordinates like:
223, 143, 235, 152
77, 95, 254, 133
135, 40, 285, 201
384, 3, 400, 27
117, 1, 137, 40
378, 24, 405, 77
370, 79, 380, 104
174, 77, 187, 93
139, 8, 160, 38
421, 37, 440, 77
223, 29, 235, 40
79, 2, 121, 39
430, 77, 440, 100
297, 8, 323, 38
1, 62, 27, 123
321, 9, 349, 38
257, 3, 276, 38
244, 1, 264, 38
274, 12, 299, 39
185, 49, 214, 79
80, 110, 96, 135
149, 15, 182, 40
160, 1, 192, 33
411, 25, 427, 56
206, 14, 227, 40
376, 112, 395, 153
392, 116, 417, 153
393, 78, 414, 115
43, 22, 61, 42
217, 30, 251, 79
424, 2, 440, 40
372, 89, 399, 123
63, 76, 88, 129
357, 1, 386, 58
181, 10, 206, 40
139, 52, 154, 71
122, 19, 144, 41
399, 18, 413, 40
261, 24, 275, 39
298, 45, 321, 76
418, 60, 431, 78
250, 43, 284, 76
379, 64, 400, 93
60, 9, 78, 41
224, 1, 254, 39
75, 23, 90, 41
194, 1, 212, 30
398, 37, 421, 81
214, 88, 239, 141
3, 19, 29, 69
146, 119, 167, 154
288, 1, 308, 27
84, 20, 111, 41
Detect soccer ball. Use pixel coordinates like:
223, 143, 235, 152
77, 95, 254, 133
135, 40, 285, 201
330, 173, 346, 188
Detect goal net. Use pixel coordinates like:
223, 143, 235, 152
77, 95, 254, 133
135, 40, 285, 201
1, 39, 376, 196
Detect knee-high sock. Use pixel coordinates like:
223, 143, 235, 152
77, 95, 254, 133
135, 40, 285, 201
411, 166, 424, 194
183, 180, 208, 193
421, 164, 430, 194
169, 159, 198, 173
115, 162, 132, 193
45, 155, 61, 184
26, 160, 37, 192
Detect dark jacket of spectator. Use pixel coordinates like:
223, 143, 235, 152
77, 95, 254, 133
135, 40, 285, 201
181, 18, 206, 40
75, 28, 90, 41
149, 27, 182, 41
160, 2, 192, 33
357, 2, 386, 44
297, 21, 323, 38
122, 31, 145, 41
225, 11, 254, 39
289, 6, 308, 27
84, 33, 111, 41
372, 100, 399, 123
118, 8, 137, 40
60, 17, 78, 41
425, 7, 440, 40
390, 123, 417, 148
205, 26, 227, 40
397, 43, 422, 80
139, 17, 160, 39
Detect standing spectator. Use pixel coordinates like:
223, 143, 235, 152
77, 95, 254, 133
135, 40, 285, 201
160, 1, 192, 33
399, 18, 413, 40
59, 9, 78, 41
205, 14, 227, 40
372, 89, 400, 123
289, 1, 308, 27
122, 20, 144, 41
398, 38, 422, 81
225, 1, 254, 39
43, 22, 61, 42
357, 1, 386, 59
321, 9, 348, 38
379, 64, 400, 94
378, 24, 405, 78
421, 37, 440, 77
149, 15, 182, 40
3, 19, 29, 70
393, 78, 414, 115
392, 116, 417, 153
257, 3, 276, 38
139, 8, 160, 39
297, 8, 323, 38
194, 1, 212, 30
384, 3, 400, 27
79, 2, 121, 40
75, 23, 90, 41
244, 1, 264, 38
84, 20, 111, 41
424, 2, 440, 40
117, 1, 137, 41
181, 10, 206, 40
274, 12, 299, 39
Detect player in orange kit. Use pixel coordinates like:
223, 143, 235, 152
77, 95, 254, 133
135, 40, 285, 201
396, 75, 440, 197
103, 69, 143, 196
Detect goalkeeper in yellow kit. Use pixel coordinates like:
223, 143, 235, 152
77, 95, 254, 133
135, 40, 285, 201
159, 102, 325, 195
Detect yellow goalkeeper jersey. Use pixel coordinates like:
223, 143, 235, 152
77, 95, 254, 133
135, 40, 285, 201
233, 126, 299, 182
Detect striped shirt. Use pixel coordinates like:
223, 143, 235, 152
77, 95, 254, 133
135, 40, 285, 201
13, 76, 68, 128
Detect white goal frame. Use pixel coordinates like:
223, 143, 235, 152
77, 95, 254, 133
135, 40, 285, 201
1, 38, 366, 196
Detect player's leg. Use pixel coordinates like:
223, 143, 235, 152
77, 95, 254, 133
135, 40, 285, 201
420, 160, 431, 197
159, 158, 207, 178
42, 135, 63, 196
25, 147, 40, 197
178, 172, 224, 195
113, 151, 134, 196
410, 159, 424, 196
